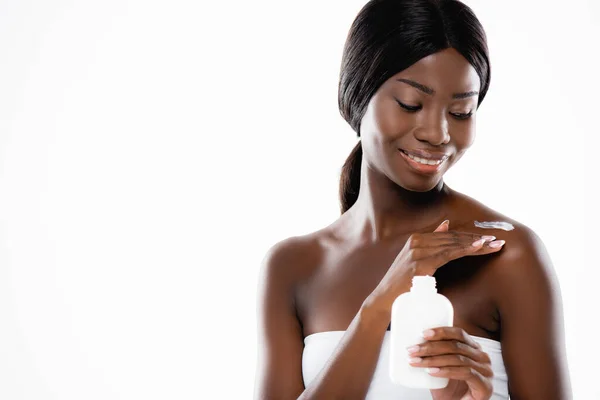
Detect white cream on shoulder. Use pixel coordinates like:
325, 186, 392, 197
474, 220, 514, 231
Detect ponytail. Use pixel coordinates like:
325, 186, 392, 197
339, 140, 362, 214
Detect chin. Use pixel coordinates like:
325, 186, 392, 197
394, 175, 444, 192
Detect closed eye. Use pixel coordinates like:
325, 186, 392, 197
450, 111, 473, 120
396, 99, 473, 120
396, 99, 421, 112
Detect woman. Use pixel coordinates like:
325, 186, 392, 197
254, 0, 572, 399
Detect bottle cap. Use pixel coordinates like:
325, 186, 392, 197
411, 275, 437, 292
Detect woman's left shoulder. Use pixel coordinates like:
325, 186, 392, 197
449, 192, 536, 244
453, 193, 558, 289
449, 192, 553, 272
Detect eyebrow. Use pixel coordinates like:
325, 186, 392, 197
396, 78, 479, 99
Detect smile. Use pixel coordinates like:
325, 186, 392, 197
399, 149, 447, 174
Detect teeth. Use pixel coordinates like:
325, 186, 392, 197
403, 151, 445, 165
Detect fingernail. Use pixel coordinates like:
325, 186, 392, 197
407, 345, 420, 354
472, 238, 485, 247
408, 357, 422, 364
422, 329, 435, 338
489, 240, 505, 248
427, 367, 441, 374
442, 220, 449, 225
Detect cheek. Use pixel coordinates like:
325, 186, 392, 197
371, 98, 410, 137
451, 120, 476, 149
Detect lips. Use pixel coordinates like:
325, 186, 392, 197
399, 149, 449, 161
398, 149, 447, 174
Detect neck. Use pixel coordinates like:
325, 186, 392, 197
344, 157, 453, 243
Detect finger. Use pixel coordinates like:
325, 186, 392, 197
462, 238, 506, 256
410, 339, 484, 365
430, 233, 498, 248
433, 220, 450, 232
426, 236, 496, 264
408, 354, 494, 379
413, 231, 495, 247
426, 366, 493, 395
421, 327, 483, 353
409, 327, 489, 365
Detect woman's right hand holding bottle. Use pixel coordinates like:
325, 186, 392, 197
365, 220, 505, 313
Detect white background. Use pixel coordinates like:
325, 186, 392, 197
0, 0, 598, 399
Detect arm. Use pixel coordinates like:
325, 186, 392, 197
490, 227, 572, 399
253, 237, 393, 400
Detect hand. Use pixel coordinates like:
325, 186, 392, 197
406, 327, 494, 400
367, 220, 505, 310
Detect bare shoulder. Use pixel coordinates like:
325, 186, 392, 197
450, 190, 560, 300
259, 229, 329, 288
448, 190, 536, 244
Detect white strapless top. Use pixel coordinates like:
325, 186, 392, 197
302, 330, 509, 400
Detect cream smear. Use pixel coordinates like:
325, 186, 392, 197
474, 220, 514, 231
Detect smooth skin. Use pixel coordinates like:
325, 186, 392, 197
254, 48, 572, 399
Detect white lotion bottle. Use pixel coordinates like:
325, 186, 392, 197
389, 275, 454, 389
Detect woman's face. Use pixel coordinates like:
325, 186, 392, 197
359, 47, 481, 192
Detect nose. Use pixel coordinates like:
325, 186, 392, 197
414, 113, 450, 146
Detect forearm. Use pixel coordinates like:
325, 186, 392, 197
297, 297, 392, 400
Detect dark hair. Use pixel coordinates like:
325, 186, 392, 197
338, 0, 491, 214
